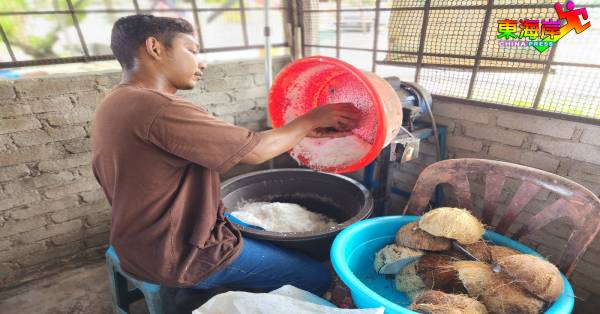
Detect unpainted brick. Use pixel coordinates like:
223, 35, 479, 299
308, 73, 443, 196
30, 171, 76, 189
84, 231, 109, 248
30, 96, 73, 113
208, 100, 255, 116
232, 87, 266, 101
0, 216, 46, 238
222, 61, 265, 76
0, 239, 11, 251
446, 135, 484, 153
43, 178, 99, 199
235, 109, 266, 125
37, 152, 91, 172
17, 242, 82, 267
533, 136, 600, 165
47, 126, 87, 142
50, 232, 83, 246
205, 76, 254, 92
496, 111, 576, 139
79, 189, 106, 203
14, 76, 95, 98
50, 200, 108, 223
10, 195, 80, 220
0, 242, 46, 263
0, 116, 42, 135
519, 151, 560, 172
76, 91, 104, 109
432, 101, 491, 124
463, 122, 526, 147
0, 191, 40, 212
62, 138, 91, 154
11, 129, 51, 147
0, 164, 30, 182
0, 81, 16, 100
17, 220, 83, 243
86, 211, 111, 226
202, 65, 226, 79
193, 91, 231, 106
76, 166, 94, 177
0, 103, 32, 118
45, 108, 94, 126
0, 143, 65, 167
580, 127, 600, 146
490, 144, 523, 163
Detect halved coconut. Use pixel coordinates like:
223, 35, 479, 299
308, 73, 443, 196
416, 254, 466, 294
395, 261, 426, 301
496, 254, 564, 302
410, 290, 488, 314
373, 244, 424, 272
481, 272, 546, 314
461, 240, 492, 263
419, 207, 485, 245
452, 261, 494, 298
489, 245, 520, 263
396, 222, 452, 251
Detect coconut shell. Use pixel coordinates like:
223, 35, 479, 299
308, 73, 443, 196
411, 290, 488, 314
452, 261, 494, 298
373, 244, 424, 272
419, 207, 485, 245
461, 240, 493, 263
396, 222, 452, 251
416, 254, 466, 294
489, 245, 520, 263
496, 254, 563, 302
395, 261, 426, 301
481, 272, 545, 314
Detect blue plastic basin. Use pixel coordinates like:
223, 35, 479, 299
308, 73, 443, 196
330, 215, 574, 314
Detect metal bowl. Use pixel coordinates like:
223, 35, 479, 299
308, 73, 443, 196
221, 168, 373, 260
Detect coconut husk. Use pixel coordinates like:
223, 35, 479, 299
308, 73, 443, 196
416, 254, 466, 294
396, 222, 452, 251
395, 261, 427, 301
411, 290, 488, 314
452, 261, 494, 298
481, 272, 545, 314
419, 207, 485, 245
496, 254, 563, 302
489, 245, 520, 263
373, 244, 424, 272
461, 240, 493, 263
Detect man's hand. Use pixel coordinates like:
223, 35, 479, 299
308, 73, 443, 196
304, 103, 361, 136
241, 103, 361, 165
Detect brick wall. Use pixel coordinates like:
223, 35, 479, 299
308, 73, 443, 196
391, 98, 600, 304
0, 56, 290, 289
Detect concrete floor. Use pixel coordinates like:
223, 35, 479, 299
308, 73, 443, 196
0, 261, 217, 314
0, 258, 598, 314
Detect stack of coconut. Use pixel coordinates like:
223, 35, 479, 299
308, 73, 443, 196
373, 207, 564, 314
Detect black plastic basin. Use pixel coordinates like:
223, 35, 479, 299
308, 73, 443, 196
221, 168, 373, 260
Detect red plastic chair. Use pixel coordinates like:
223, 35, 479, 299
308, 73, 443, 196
403, 158, 600, 278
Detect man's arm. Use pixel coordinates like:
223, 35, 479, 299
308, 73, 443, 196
241, 103, 360, 165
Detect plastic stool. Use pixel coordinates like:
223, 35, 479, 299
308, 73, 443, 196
106, 247, 177, 314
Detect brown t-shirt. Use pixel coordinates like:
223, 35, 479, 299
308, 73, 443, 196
91, 84, 261, 287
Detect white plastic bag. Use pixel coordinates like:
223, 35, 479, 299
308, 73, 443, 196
192, 285, 384, 314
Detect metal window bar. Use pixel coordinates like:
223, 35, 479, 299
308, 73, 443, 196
0, 2, 289, 69
299, 0, 600, 122
66, 0, 90, 60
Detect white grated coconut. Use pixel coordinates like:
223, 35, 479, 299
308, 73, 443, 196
230, 202, 338, 232
290, 135, 372, 169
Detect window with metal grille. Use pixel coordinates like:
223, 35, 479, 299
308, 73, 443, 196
0, 0, 290, 70
298, 0, 600, 121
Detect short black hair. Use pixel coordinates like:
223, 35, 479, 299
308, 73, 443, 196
111, 14, 194, 69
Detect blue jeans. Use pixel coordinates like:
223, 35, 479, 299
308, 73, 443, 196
191, 237, 332, 296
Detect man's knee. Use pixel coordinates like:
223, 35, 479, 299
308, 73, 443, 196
305, 262, 332, 295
